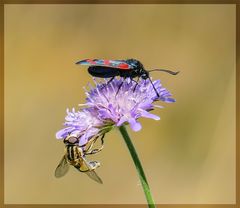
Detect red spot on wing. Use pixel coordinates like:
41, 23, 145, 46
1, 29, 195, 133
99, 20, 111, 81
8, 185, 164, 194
104, 60, 110, 65
86, 59, 97, 64
118, 63, 131, 70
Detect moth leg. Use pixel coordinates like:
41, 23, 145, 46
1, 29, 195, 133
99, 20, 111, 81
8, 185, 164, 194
115, 78, 126, 97
132, 77, 139, 92
100, 76, 116, 91
106, 76, 116, 85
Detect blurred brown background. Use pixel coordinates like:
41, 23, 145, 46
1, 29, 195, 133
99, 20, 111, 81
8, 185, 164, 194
4, 4, 235, 204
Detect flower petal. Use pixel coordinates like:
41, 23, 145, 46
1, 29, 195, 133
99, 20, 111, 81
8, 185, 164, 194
79, 128, 99, 146
128, 118, 142, 131
140, 110, 160, 120
164, 97, 176, 103
56, 127, 75, 139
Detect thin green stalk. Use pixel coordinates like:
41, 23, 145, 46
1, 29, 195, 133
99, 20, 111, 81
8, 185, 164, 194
118, 125, 156, 208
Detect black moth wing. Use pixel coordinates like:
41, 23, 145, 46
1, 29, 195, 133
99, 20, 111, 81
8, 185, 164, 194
76, 59, 131, 69
88, 66, 121, 78
55, 155, 70, 178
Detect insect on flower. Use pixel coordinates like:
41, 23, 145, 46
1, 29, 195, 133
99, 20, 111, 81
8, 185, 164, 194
55, 134, 104, 184
76, 59, 179, 97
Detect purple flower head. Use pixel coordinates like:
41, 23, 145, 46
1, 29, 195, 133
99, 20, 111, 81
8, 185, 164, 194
56, 77, 175, 145
56, 108, 104, 146
85, 78, 175, 132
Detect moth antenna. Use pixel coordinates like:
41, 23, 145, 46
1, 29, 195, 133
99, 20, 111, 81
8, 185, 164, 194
148, 69, 180, 75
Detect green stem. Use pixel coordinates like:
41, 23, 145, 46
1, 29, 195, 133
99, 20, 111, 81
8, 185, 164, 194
118, 125, 156, 208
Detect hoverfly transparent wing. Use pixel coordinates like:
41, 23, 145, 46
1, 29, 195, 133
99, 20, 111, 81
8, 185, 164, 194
55, 155, 70, 178
74, 158, 103, 184
85, 160, 103, 184
74, 166, 103, 184
85, 170, 103, 184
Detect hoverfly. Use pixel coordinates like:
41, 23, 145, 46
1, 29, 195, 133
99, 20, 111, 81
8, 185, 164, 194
55, 134, 104, 184
76, 59, 179, 97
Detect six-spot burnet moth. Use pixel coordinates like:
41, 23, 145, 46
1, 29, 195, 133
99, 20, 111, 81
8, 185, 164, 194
76, 59, 179, 97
